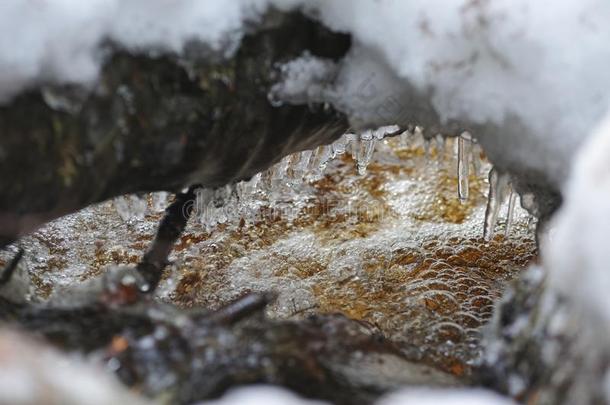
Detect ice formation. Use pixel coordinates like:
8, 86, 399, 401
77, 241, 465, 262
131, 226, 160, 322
457, 133, 471, 203
483, 168, 510, 241
112, 124, 525, 242
113, 194, 147, 224
504, 190, 518, 237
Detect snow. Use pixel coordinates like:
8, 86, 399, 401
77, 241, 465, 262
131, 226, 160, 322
0, 329, 148, 405
268, 51, 338, 106
292, 0, 610, 186
377, 388, 517, 405
201, 386, 326, 405
2, 0, 609, 187
200, 386, 516, 405
0, 0, 294, 102
544, 110, 610, 329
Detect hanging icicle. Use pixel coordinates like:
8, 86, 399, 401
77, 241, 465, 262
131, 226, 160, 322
435, 133, 445, 166
314, 145, 333, 171
292, 150, 312, 182
483, 167, 510, 241
114, 194, 147, 223
271, 155, 291, 187
505, 188, 518, 237
330, 137, 347, 159
345, 133, 359, 161
357, 130, 376, 175
399, 129, 412, 148
151, 191, 170, 213
457, 132, 472, 203
373, 125, 400, 140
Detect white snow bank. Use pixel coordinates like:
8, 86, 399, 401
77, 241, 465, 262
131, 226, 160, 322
0, 329, 149, 405
0, 0, 297, 101
267, 0, 610, 185
377, 388, 517, 405
200, 386, 326, 405
200, 385, 516, 405
544, 109, 610, 329
305, 0, 610, 185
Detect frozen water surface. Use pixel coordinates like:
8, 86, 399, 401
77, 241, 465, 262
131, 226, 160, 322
1, 131, 536, 377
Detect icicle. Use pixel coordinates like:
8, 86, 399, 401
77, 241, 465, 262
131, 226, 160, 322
357, 130, 375, 175
318, 146, 332, 171
399, 129, 412, 148
527, 215, 537, 232
310, 145, 332, 171
331, 137, 347, 159
345, 133, 359, 161
271, 155, 291, 187
129, 195, 147, 221
435, 133, 445, 165
283, 152, 300, 180
292, 150, 312, 181
505, 189, 518, 237
210, 185, 234, 225
151, 192, 170, 213
483, 167, 510, 241
457, 132, 472, 203
236, 171, 261, 201
246, 172, 263, 195
373, 125, 400, 140
424, 138, 432, 160
235, 181, 247, 201
114, 194, 147, 223
114, 196, 130, 221
470, 141, 483, 175
195, 188, 213, 226
260, 167, 274, 190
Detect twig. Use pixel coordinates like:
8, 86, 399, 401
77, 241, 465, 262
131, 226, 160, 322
137, 187, 197, 292
206, 292, 277, 325
0, 248, 24, 286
